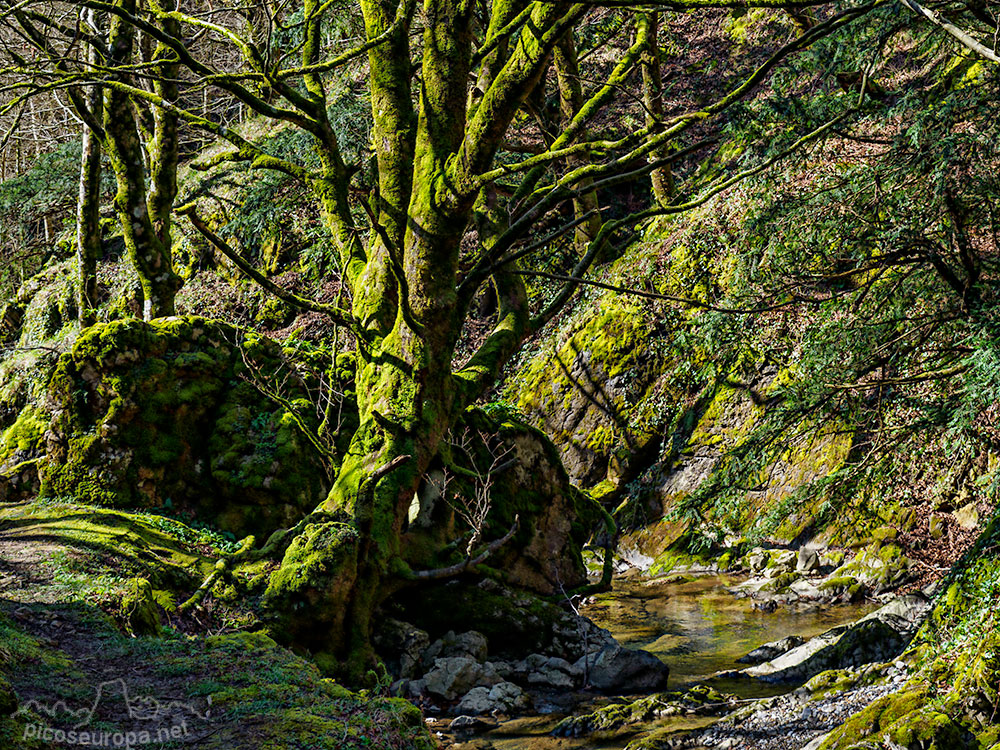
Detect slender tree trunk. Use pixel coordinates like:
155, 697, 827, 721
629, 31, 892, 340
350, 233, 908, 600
77, 10, 103, 327
639, 13, 674, 208
554, 31, 602, 246
148, 0, 181, 275
77, 122, 102, 326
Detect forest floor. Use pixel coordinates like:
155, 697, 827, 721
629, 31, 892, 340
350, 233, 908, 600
0, 498, 434, 750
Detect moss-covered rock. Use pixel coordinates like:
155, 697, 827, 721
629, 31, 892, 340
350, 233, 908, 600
119, 577, 161, 636
553, 685, 733, 737
39, 317, 331, 537
505, 295, 680, 489
399, 405, 600, 596
262, 521, 360, 654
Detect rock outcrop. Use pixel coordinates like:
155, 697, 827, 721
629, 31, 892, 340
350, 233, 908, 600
38, 317, 331, 536
734, 594, 931, 683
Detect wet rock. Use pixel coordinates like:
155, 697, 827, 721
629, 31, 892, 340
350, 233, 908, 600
740, 594, 931, 682
448, 714, 497, 731
424, 657, 502, 700
455, 682, 528, 715
737, 635, 805, 665
575, 643, 669, 692
552, 686, 734, 737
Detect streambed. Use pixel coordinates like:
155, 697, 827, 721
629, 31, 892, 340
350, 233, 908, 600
453, 574, 877, 750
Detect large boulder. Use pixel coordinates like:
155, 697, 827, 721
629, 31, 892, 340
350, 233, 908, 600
454, 682, 528, 715
575, 643, 670, 692
402, 406, 601, 596
39, 317, 332, 536
423, 657, 503, 700
740, 594, 931, 682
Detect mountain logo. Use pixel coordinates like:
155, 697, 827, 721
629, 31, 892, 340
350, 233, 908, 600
16, 679, 211, 746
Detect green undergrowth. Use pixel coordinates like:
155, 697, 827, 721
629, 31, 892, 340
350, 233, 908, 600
0, 498, 220, 595
0, 604, 433, 750
818, 512, 1000, 749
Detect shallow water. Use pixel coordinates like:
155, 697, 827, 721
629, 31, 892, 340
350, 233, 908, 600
463, 574, 876, 750
583, 574, 877, 698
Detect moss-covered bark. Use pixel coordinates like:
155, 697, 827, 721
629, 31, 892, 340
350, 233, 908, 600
103, 0, 181, 320
638, 13, 675, 207
75, 13, 103, 327
555, 31, 603, 247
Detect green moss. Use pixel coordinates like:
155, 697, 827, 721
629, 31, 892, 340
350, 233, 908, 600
119, 577, 161, 636
263, 522, 360, 652
818, 689, 929, 749
0, 406, 47, 462
0, 499, 216, 591
553, 686, 732, 737
38, 316, 331, 537
818, 575, 859, 591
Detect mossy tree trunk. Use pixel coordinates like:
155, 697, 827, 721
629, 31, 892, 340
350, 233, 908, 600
554, 31, 603, 247
103, 0, 181, 320
76, 10, 103, 327
263, 0, 587, 680
639, 12, 675, 207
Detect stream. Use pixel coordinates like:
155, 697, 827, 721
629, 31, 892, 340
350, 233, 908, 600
465, 574, 877, 750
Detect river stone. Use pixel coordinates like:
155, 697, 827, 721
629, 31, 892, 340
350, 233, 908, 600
575, 644, 670, 692
455, 681, 527, 715
516, 654, 581, 689
796, 547, 821, 574
448, 714, 496, 731
424, 657, 502, 699
764, 550, 796, 578
746, 548, 769, 573
736, 635, 806, 665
